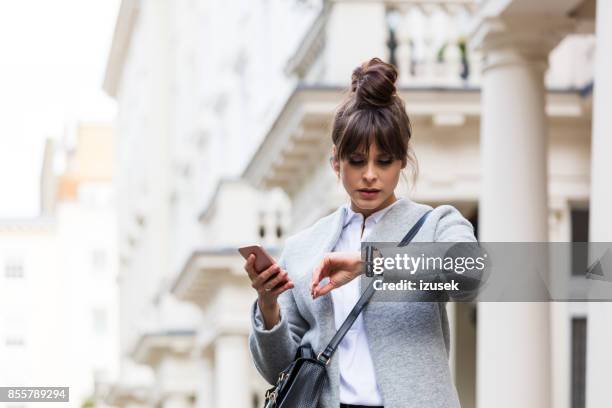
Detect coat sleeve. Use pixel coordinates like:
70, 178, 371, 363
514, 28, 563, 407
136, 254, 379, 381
378, 205, 487, 301
248, 246, 310, 385
432, 205, 487, 301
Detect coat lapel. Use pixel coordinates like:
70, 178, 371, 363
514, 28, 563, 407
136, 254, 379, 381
307, 199, 431, 407
357, 197, 432, 405
311, 207, 345, 323
358, 198, 428, 292
311, 207, 346, 406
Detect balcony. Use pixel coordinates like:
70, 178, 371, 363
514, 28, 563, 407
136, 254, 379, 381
287, 0, 480, 88
385, 1, 480, 87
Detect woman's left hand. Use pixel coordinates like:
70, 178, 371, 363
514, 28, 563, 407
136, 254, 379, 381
310, 252, 363, 299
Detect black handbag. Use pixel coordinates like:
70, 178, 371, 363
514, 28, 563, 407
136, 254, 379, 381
262, 210, 433, 408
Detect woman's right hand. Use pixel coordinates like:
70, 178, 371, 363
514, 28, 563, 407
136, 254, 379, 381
244, 254, 294, 329
244, 254, 294, 308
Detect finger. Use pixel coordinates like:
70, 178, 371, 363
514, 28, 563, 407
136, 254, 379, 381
262, 270, 289, 292
311, 256, 331, 291
270, 280, 294, 296
252, 264, 280, 289
310, 256, 329, 299
253, 269, 279, 291
313, 278, 337, 299
244, 254, 257, 280
311, 264, 321, 295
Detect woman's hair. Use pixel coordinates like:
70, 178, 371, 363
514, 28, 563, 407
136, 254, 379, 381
331, 57, 418, 184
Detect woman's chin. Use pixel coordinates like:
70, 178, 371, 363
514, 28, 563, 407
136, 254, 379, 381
352, 197, 384, 211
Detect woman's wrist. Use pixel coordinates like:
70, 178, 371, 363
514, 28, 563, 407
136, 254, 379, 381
257, 297, 280, 329
257, 296, 277, 311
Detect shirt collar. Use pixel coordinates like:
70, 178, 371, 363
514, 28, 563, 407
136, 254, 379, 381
342, 197, 404, 228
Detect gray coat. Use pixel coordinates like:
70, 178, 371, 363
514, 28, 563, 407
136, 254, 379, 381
249, 198, 478, 408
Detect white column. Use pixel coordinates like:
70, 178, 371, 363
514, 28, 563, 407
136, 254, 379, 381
196, 354, 214, 408
394, 10, 413, 86
586, 1, 612, 407
471, 18, 569, 408
325, 1, 388, 83
214, 335, 250, 408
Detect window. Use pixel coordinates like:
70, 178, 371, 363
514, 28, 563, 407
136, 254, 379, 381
571, 208, 589, 276
5, 314, 26, 346
258, 212, 266, 238
92, 309, 107, 335
275, 211, 283, 239
93, 369, 109, 382
571, 317, 587, 408
5, 256, 24, 278
92, 249, 107, 270
5, 336, 25, 347
467, 208, 479, 241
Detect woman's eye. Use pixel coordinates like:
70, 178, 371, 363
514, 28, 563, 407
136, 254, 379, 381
377, 159, 393, 166
348, 157, 365, 165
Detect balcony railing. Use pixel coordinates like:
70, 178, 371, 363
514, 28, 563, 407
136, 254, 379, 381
385, 1, 480, 87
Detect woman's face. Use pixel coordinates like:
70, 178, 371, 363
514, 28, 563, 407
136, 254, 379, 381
332, 142, 404, 217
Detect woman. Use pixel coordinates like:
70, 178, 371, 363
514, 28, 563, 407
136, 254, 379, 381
244, 58, 477, 408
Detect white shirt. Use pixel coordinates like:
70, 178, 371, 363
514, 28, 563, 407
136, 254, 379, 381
331, 198, 403, 405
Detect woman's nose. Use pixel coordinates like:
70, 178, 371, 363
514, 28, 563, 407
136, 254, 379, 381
363, 162, 377, 182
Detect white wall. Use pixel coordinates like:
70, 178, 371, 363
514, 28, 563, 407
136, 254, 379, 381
0, 182, 120, 408
111, 0, 317, 401
56, 182, 120, 405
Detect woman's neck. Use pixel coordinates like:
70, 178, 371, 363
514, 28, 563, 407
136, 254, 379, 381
351, 193, 397, 219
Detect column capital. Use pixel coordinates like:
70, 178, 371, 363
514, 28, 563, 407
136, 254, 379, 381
469, 16, 575, 71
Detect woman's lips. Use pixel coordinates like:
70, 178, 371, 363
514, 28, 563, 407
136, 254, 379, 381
357, 189, 380, 199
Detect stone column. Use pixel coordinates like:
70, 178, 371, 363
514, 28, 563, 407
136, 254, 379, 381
214, 335, 250, 408
195, 354, 214, 408
470, 17, 571, 408
586, 1, 612, 407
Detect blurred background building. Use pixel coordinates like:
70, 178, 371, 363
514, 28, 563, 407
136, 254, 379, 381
96, 0, 608, 408
0, 123, 120, 407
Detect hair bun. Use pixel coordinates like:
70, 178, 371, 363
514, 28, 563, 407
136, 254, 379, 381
350, 57, 398, 108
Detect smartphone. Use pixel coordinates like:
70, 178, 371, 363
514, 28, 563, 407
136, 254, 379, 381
238, 245, 276, 273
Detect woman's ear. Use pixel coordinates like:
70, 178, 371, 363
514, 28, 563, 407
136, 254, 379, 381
330, 145, 340, 177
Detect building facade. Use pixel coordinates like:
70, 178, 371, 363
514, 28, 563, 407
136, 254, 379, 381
103, 0, 304, 406
0, 123, 120, 408
104, 1, 607, 408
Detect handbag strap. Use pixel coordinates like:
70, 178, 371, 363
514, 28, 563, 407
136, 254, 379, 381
317, 209, 433, 365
